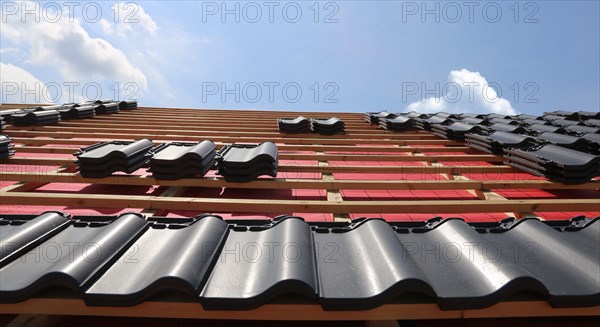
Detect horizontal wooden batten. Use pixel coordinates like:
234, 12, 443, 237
13, 125, 448, 141
1, 171, 598, 191
7, 148, 496, 162
50, 120, 387, 134
1, 191, 598, 213
10, 137, 462, 147
2, 157, 512, 172
13, 144, 475, 154
6, 130, 452, 146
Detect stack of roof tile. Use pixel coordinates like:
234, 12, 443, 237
311, 118, 345, 135
566, 124, 600, 135
10, 110, 60, 126
119, 100, 138, 110
0, 109, 22, 125
536, 132, 595, 153
404, 111, 430, 119
378, 116, 415, 132
149, 141, 217, 180
365, 111, 396, 125
58, 105, 95, 120
459, 116, 486, 125
504, 144, 600, 183
74, 139, 154, 178
528, 124, 567, 135
93, 102, 119, 115
217, 142, 278, 182
577, 111, 600, 120
466, 131, 536, 155
432, 122, 484, 141
584, 119, 600, 127
0, 134, 15, 159
582, 133, 600, 154
414, 114, 455, 130
277, 116, 311, 134
484, 122, 528, 133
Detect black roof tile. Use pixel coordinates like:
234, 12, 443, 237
316, 219, 434, 310
85, 216, 228, 306
505, 144, 600, 170
528, 124, 567, 134
585, 119, 600, 127
486, 123, 527, 133
277, 116, 311, 134
566, 125, 600, 135
0, 214, 147, 303
0, 212, 70, 266
149, 141, 217, 179
74, 139, 154, 178
11, 110, 60, 126
0, 134, 15, 159
201, 217, 317, 309
217, 142, 278, 182
1, 213, 597, 310
311, 118, 346, 135
75, 139, 154, 164
118, 100, 138, 110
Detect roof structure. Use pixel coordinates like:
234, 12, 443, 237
0, 103, 599, 321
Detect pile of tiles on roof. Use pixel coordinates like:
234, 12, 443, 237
0, 212, 598, 310
149, 141, 217, 180
504, 145, 600, 184
277, 116, 312, 133
277, 117, 345, 134
73, 139, 278, 182
311, 117, 345, 135
74, 139, 154, 178
11, 109, 61, 126
364, 110, 396, 124
216, 141, 278, 182
366, 109, 600, 183
0, 135, 14, 159
0, 99, 138, 126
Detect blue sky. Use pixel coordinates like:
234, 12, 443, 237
1, 0, 599, 115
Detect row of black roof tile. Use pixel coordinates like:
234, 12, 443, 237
366, 111, 600, 183
149, 141, 217, 180
504, 145, 600, 184
74, 139, 279, 181
0, 100, 137, 126
0, 134, 14, 159
278, 117, 345, 135
0, 212, 598, 310
367, 111, 600, 133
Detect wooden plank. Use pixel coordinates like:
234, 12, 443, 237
0, 158, 517, 174
54, 120, 390, 134
13, 145, 477, 156
142, 186, 189, 216
1, 191, 598, 213
21, 125, 441, 141
2, 171, 598, 191
0, 298, 597, 320
5, 130, 443, 145
0, 154, 503, 170
9, 137, 462, 147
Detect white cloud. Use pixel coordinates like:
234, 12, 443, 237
0, 1, 148, 90
405, 69, 518, 115
101, 2, 158, 37
0, 48, 18, 54
1, 62, 49, 104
